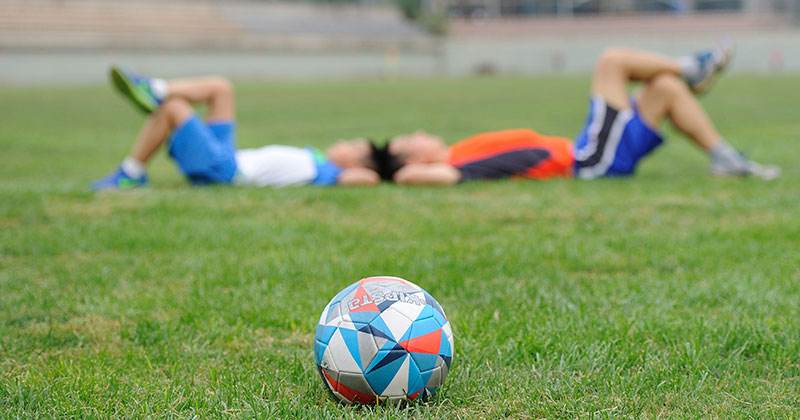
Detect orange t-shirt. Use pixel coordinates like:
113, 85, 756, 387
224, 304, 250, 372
445, 129, 574, 180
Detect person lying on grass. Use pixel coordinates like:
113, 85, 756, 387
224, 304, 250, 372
91, 70, 383, 190
375, 44, 781, 185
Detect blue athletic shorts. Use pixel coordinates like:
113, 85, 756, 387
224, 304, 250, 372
168, 115, 238, 185
573, 96, 664, 179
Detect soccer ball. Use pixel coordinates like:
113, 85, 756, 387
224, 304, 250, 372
314, 276, 454, 404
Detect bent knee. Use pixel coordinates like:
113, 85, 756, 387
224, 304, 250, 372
160, 97, 192, 113
207, 76, 233, 95
159, 97, 194, 124
595, 48, 632, 72
648, 73, 687, 95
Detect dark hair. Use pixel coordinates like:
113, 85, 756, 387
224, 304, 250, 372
368, 140, 404, 181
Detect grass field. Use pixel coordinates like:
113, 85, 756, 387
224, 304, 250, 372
1, 75, 799, 419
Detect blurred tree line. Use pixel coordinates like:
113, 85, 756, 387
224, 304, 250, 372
394, 0, 447, 35
304, 0, 447, 34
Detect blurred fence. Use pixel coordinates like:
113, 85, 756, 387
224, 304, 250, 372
0, 0, 798, 83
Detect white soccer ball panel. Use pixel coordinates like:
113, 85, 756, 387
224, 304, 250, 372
380, 305, 418, 342
326, 328, 362, 374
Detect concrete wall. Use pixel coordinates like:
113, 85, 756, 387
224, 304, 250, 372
442, 31, 800, 76
3, 31, 800, 84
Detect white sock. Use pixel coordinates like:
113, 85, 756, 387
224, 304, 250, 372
149, 78, 168, 101
679, 56, 700, 81
709, 140, 745, 167
121, 156, 146, 178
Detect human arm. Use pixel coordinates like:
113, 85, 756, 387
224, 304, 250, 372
393, 163, 461, 185
336, 167, 381, 186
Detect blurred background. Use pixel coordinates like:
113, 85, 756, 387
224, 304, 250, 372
1, 0, 798, 84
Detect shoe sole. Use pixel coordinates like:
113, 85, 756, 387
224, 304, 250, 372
110, 67, 156, 114
710, 165, 781, 180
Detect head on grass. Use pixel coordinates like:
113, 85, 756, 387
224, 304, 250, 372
387, 131, 448, 164
325, 132, 448, 182
367, 141, 404, 181
325, 138, 381, 170
373, 131, 448, 181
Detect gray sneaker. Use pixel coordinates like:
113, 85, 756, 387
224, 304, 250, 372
710, 159, 782, 180
687, 40, 735, 95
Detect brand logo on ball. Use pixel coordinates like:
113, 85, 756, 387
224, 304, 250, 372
314, 276, 454, 404
347, 290, 425, 311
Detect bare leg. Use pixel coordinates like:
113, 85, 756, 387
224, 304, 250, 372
127, 77, 233, 163
129, 98, 194, 163
635, 74, 720, 150
92, 75, 237, 189
586, 47, 779, 179
164, 77, 235, 122
591, 48, 682, 110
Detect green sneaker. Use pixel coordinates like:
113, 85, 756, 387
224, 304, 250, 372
90, 167, 148, 191
109, 66, 162, 114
